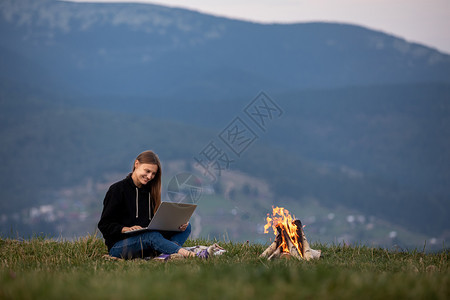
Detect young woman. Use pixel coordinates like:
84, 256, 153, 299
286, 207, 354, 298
98, 150, 196, 259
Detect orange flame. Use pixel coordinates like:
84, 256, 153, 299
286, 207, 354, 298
264, 206, 303, 257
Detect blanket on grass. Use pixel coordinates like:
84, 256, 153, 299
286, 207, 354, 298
103, 243, 226, 261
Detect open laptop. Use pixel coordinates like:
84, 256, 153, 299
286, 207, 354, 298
125, 202, 197, 234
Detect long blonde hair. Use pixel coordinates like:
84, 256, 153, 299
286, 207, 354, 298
133, 150, 162, 213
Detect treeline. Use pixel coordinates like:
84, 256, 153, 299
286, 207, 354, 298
1, 81, 449, 237
0, 82, 210, 213
237, 146, 449, 236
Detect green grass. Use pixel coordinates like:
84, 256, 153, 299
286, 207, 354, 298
0, 236, 448, 300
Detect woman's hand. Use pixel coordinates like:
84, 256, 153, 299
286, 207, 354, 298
122, 225, 143, 233
179, 222, 189, 231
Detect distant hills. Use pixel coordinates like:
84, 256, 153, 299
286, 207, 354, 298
1, 0, 449, 98
0, 0, 449, 243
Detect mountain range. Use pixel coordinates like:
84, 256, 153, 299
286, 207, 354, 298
0, 0, 449, 246
1, 0, 449, 98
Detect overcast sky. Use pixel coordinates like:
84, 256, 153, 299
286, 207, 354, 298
68, 0, 450, 54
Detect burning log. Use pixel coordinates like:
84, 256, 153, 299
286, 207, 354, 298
260, 207, 321, 261
280, 221, 303, 260
296, 219, 321, 260
260, 232, 281, 258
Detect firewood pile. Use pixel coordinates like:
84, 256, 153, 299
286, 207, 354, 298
261, 207, 321, 260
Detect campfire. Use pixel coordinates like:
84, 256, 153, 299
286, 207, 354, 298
260, 206, 321, 260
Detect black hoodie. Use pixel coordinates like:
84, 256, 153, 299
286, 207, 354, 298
98, 174, 154, 251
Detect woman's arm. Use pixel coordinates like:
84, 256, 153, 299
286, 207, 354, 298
98, 186, 126, 237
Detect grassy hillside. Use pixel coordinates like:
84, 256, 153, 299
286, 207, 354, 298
1, 82, 449, 243
0, 236, 448, 299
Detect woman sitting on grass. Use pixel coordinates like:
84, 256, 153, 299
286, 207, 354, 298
98, 150, 202, 259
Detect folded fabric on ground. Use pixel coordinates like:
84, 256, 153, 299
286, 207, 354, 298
102, 244, 227, 261
184, 243, 227, 256
153, 243, 227, 261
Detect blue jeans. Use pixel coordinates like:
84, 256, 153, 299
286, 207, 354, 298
109, 224, 191, 259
